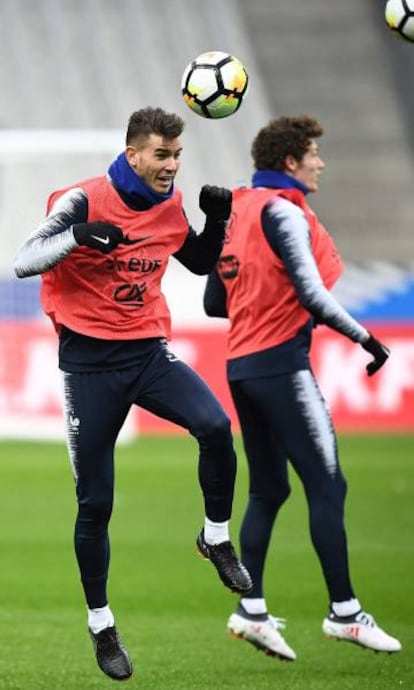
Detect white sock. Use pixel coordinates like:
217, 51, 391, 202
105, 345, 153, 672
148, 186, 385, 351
331, 598, 361, 617
241, 597, 267, 616
204, 517, 229, 545
88, 605, 115, 634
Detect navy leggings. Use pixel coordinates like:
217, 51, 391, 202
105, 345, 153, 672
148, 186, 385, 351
230, 368, 355, 604
62, 342, 236, 608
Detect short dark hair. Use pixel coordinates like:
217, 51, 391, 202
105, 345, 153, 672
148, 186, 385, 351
251, 115, 324, 170
126, 107, 185, 145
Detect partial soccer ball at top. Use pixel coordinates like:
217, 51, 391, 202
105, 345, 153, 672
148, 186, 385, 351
181, 51, 249, 119
385, 0, 414, 42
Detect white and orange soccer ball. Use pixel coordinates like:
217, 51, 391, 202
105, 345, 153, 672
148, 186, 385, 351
385, 0, 414, 41
181, 51, 249, 119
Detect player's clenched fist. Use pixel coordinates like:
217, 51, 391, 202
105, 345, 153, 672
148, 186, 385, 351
73, 222, 123, 254
199, 185, 232, 221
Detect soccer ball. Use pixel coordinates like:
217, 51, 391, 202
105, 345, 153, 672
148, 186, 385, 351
385, 0, 414, 42
181, 51, 249, 119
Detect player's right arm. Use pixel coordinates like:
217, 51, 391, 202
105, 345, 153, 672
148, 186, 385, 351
14, 188, 88, 278
262, 196, 370, 342
14, 188, 123, 278
262, 196, 390, 376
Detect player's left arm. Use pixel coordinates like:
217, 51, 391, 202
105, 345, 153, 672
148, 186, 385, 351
262, 197, 390, 375
174, 185, 231, 274
203, 266, 228, 318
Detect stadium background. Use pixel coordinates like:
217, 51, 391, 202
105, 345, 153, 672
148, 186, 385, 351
1, 0, 414, 439
0, 3, 412, 689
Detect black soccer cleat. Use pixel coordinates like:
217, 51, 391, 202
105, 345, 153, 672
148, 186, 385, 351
89, 625, 133, 681
196, 529, 253, 595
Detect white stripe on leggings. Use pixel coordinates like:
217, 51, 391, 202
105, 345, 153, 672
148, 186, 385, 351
292, 369, 337, 478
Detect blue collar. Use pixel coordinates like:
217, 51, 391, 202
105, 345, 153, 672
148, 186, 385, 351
252, 169, 309, 195
108, 152, 174, 205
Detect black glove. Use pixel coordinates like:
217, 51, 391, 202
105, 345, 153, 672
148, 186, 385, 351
361, 333, 390, 376
73, 222, 123, 254
199, 185, 232, 221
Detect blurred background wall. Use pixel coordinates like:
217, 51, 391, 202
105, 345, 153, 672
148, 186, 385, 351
1, 0, 413, 437
1, 0, 414, 257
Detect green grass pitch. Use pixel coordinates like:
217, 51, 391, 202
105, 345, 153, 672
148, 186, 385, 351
0, 434, 412, 689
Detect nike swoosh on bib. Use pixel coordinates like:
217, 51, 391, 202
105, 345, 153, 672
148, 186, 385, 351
120, 234, 153, 245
